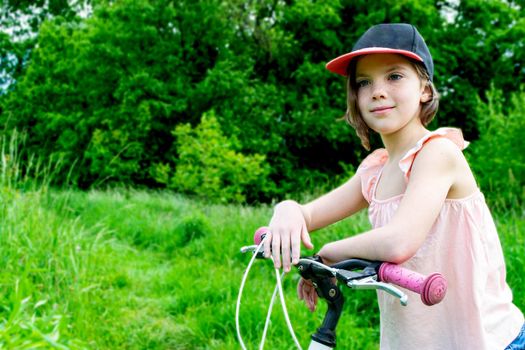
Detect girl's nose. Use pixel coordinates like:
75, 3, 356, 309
371, 83, 387, 100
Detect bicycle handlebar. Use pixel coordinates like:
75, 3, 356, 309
250, 226, 447, 306
378, 263, 447, 306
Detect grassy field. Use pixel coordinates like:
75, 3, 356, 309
0, 134, 523, 349
0, 180, 524, 349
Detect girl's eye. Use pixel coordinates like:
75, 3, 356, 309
356, 79, 370, 88
389, 73, 403, 81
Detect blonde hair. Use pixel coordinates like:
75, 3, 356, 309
344, 58, 439, 150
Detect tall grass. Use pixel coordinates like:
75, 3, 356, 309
0, 131, 90, 348
0, 131, 523, 349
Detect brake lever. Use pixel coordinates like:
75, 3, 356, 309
240, 245, 258, 254
241, 245, 269, 260
346, 276, 408, 306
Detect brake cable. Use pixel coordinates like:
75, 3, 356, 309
236, 236, 303, 350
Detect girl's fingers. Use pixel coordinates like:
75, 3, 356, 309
308, 288, 314, 310
301, 225, 314, 250
281, 231, 291, 272
271, 229, 282, 269
307, 290, 315, 311
299, 279, 317, 312
291, 228, 301, 265
268, 227, 294, 271
263, 230, 272, 258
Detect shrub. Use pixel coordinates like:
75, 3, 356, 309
466, 87, 525, 210
168, 111, 270, 203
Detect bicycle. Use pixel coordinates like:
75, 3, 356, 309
236, 227, 448, 350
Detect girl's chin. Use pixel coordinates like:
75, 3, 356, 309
368, 125, 400, 135
366, 118, 419, 136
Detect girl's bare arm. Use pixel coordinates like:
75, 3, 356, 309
318, 138, 468, 264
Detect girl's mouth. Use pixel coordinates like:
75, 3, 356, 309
370, 106, 394, 114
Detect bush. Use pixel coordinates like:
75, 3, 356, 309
466, 87, 525, 210
166, 111, 270, 203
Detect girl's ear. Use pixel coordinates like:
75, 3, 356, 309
420, 82, 432, 103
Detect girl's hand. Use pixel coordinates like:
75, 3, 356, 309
264, 200, 314, 272
297, 278, 318, 312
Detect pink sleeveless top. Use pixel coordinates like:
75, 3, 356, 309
356, 128, 524, 349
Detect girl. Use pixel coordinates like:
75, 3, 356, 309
264, 23, 524, 349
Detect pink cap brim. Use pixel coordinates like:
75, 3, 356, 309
325, 48, 424, 76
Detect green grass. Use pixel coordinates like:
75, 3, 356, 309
1, 184, 524, 349
0, 179, 376, 349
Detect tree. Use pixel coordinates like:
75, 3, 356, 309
1, 0, 524, 203
0, 0, 93, 93
2, 0, 235, 187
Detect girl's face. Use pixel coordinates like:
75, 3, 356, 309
355, 54, 431, 136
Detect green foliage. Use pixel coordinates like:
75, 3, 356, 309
467, 87, 525, 210
1, 0, 233, 188
0, 140, 91, 348
171, 111, 269, 203
432, 0, 525, 137
0, 292, 85, 349
1, 0, 524, 203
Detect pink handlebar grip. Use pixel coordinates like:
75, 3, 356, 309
378, 263, 447, 306
254, 227, 270, 245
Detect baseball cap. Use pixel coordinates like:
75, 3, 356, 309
326, 23, 434, 80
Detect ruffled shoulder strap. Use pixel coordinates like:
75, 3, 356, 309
399, 127, 469, 182
356, 149, 388, 203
